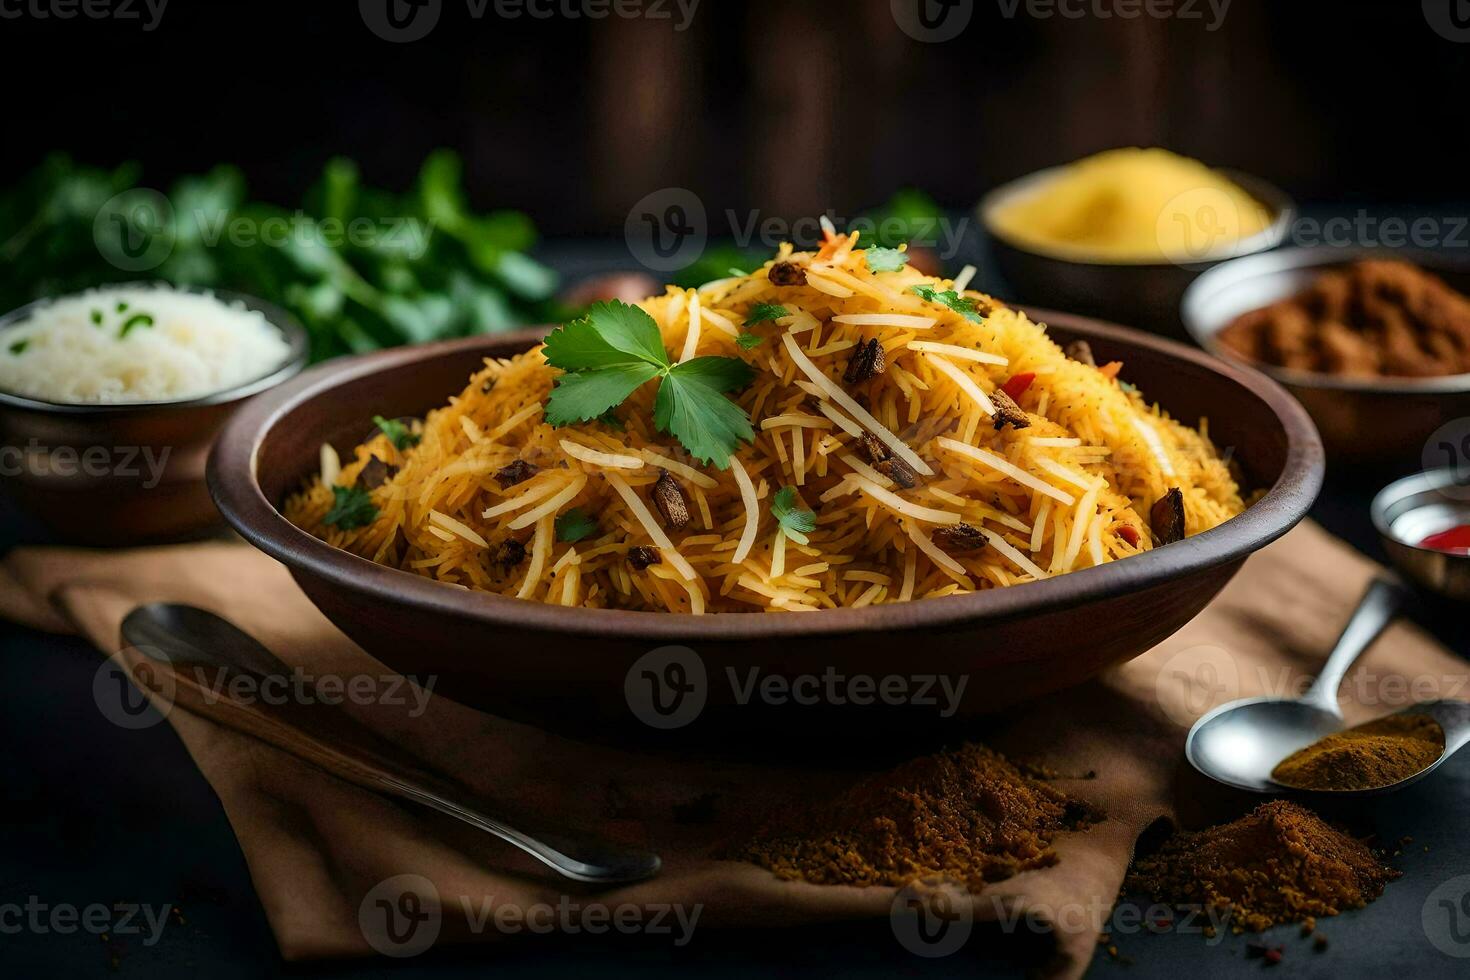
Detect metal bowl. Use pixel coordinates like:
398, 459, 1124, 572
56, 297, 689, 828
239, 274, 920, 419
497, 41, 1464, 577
0, 285, 309, 546
1373, 469, 1470, 601
979, 167, 1294, 339
1182, 247, 1470, 467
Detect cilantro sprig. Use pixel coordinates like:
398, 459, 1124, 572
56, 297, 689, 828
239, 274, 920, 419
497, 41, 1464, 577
744, 303, 789, 326
324, 485, 378, 530
910, 284, 985, 323
863, 247, 909, 273
543, 300, 755, 468
770, 486, 817, 545
555, 507, 598, 543
374, 415, 421, 450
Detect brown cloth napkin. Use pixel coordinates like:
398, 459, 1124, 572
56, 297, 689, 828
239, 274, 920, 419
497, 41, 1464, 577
2, 521, 1464, 977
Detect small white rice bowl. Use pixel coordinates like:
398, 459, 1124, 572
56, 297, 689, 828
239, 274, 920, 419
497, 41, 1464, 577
0, 285, 294, 404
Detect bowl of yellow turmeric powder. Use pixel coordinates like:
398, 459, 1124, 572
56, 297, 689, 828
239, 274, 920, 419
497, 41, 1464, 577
981, 148, 1294, 338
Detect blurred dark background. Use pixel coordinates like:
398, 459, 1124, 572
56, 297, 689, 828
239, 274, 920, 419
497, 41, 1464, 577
5, 0, 1468, 233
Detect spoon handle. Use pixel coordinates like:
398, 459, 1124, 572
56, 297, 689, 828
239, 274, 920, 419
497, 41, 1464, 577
117, 611, 660, 885
1302, 576, 1408, 714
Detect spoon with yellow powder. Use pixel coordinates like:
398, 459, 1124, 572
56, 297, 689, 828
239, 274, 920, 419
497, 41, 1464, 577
1187, 576, 1470, 795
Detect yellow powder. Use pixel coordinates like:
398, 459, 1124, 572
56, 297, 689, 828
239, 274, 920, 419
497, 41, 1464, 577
989, 147, 1273, 263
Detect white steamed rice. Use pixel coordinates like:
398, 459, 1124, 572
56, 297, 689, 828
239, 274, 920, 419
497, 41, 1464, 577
0, 286, 293, 404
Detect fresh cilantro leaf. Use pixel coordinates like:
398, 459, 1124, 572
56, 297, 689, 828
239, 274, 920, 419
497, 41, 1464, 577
90, 309, 103, 326
654, 357, 756, 469
555, 507, 598, 543
736, 332, 764, 350
118, 313, 154, 337
910, 284, 985, 323
544, 362, 661, 426
544, 303, 754, 466
543, 300, 669, 371
770, 486, 817, 544
324, 485, 378, 530
594, 406, 625, 430
373, 415, 422, 450
863, 247, 909, 273
744, 303, 789, 327
667, 355, 755, 393
8, 339, 27, 356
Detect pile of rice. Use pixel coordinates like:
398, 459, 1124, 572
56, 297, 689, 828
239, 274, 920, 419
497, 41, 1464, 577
0, 285, 292, 404
286, 235, 1246, 614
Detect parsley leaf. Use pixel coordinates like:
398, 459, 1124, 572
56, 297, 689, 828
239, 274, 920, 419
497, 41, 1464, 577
863, 247, 909, 273
910, 284, 985, 323
544, 301, 755, 468
542, 362, 661, 426
770, 486, 817, 544
654, 357, 756, 468
8, 339, 27, 356
744, 303, 789, 326
555, 507, 598, 543
373, 415, 421, 450
544, 300, 670, 370
324, 485, 379, 530
736, 332, 764, 350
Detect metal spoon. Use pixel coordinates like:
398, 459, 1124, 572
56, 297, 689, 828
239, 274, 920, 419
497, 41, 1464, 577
119, 603, 661, 885
1186, 575, 1438, 794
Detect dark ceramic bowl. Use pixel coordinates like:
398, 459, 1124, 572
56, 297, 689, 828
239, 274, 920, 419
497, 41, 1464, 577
1182, 247, 1470, 467
0, 287, 309, 546
981, 168, 1294, 340
209, 312, 1322, 743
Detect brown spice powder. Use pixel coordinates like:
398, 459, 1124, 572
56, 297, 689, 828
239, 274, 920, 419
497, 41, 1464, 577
1271, 714, 1444, 792
1125, 801, 1398, 933
733, 744, 1101, 888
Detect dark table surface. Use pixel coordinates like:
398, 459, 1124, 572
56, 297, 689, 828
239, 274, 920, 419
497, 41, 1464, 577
4, 231, 1469, 977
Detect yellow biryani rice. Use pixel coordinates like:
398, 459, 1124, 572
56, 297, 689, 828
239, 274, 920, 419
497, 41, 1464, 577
285, 234, 1246, 614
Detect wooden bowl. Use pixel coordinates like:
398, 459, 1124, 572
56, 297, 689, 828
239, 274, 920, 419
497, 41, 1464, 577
208, 311, 1323, 747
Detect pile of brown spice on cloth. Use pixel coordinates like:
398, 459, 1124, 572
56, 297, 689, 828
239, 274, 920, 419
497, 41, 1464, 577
1125, 801, 1398, 933
1271, 713, 1445, 791
732, 743, 1101, 888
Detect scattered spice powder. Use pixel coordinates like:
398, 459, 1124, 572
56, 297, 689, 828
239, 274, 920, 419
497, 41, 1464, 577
1125, 801, 1398, 933
733, 744, 1101, 888
1271, 714, 1445, 791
